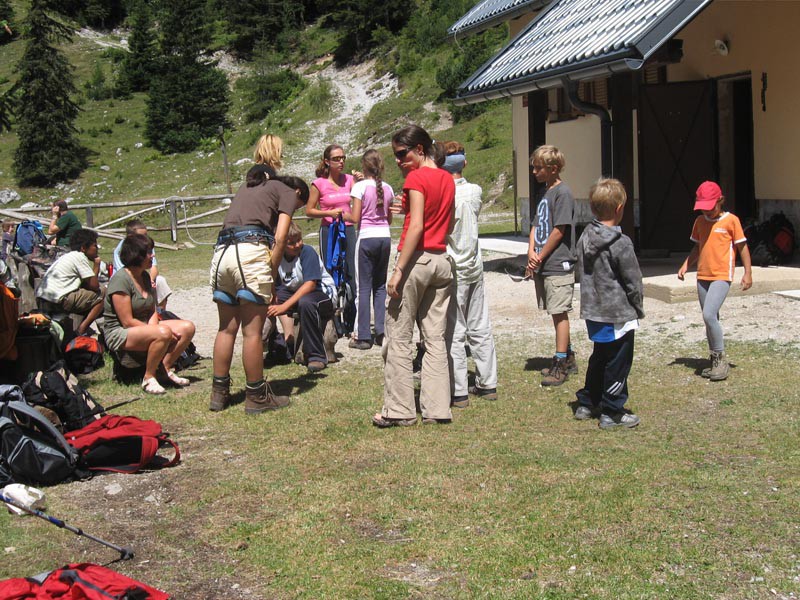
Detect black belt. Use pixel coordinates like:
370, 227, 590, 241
216, 226, 274, 247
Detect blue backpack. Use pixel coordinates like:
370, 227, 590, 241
13, 220, 47, 256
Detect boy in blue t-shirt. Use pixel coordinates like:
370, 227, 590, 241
267, 223, 336, 373
574, 179, 644, 429
527, 145, 577, 386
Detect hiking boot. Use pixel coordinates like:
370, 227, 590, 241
541, 351, 578, 376
452, 395, 470, 408
245, 382, 290, 414
541, 357, 568, 387
574, 405, 594, 420
349, 338, 372, 350
599, 412, 640, 429
708, 351, 729, 381
307, 360, 326, 373
324, 320, 338, 363
700, 353, 713, 378
469, 385, 497, 401
209, 379, 230, 412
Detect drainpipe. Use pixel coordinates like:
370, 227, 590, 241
562, 78, 612, 176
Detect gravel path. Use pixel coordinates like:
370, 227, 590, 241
171, 250, 800, 362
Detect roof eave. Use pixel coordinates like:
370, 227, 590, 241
453, 57, 643, 106
447, 0, 549, 38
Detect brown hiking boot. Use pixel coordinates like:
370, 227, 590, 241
209, 379, 230, 412
708, 351, 729, 381
245, 382, 290, 414
541, 351, 577, 376
701, 353, 714, 378
541, 357, 568, 387
324, 320, 338, 363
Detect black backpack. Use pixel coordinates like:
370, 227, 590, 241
22, 360, 105, 432
0, 385, 83, 486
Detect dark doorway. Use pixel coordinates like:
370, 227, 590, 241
717, 76, 755, 221
638, 80, 717, 252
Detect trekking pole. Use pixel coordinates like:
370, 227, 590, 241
89, 397, 141, 417
1, 492, 134, 561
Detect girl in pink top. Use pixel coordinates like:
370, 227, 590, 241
306, 144, 359, 334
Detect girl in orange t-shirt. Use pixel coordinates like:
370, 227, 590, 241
678, 181, 752, 381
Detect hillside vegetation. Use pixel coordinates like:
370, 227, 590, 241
0, 0, 514, 236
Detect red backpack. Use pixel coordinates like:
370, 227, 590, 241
64, 415, 180, 473
0, 562, 170, 599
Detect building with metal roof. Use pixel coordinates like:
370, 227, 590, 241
447, 0, 800, 253
448, 0, 548, 37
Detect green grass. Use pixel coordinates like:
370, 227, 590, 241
1, 245, 798, 598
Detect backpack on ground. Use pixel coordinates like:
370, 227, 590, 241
64, 334, 105, 374
766, 212, 795, 262
21, 360, 105, 432
0, 562, 171, 600
157, 308, 202, 371
12, 220, 47, 257
0, 385, 83, 487
64, 414, 180, 474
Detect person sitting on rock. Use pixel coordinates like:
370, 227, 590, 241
113, 219, 172, 310
36, 228, 104, 335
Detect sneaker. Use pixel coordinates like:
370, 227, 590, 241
422, 418, 451, 425
348, 339, 372, 350
451, 395, 469, 408
541, 357, 568, 387
708, 351, 729, 381
574, 405, 594, 420
468, 386, 498, 401
598, 412, 640, 429
541, 351, 578, 376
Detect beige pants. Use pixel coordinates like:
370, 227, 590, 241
382, 251, 455, 420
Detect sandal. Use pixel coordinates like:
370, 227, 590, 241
142, 377, 166, 395
165, 369, 190, 387
372, 414, 417, 428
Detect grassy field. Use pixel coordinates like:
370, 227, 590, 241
1, 245, 798, 598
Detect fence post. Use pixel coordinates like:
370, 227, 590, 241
219, 126, 231, 194
85, 206, 94, 228
169, 199, 178, 243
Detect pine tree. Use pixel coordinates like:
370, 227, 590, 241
116, 0, 156, 94
145, 0, 229, 153
13, 0, 89, 186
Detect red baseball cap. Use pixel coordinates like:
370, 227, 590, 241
694, 181, 722, 210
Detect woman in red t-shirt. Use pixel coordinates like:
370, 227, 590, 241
372, 125, 456, 428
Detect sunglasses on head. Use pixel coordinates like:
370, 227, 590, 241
394, 147, 413, 160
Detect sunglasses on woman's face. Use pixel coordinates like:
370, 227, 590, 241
394, 147, 412, 160
328, 156, 346, 163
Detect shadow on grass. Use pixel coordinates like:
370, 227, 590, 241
670, 356, 737, 376
525, 357, 551, 372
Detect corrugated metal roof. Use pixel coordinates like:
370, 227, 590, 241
455, 0, 713, 104
448, 0, 550, 37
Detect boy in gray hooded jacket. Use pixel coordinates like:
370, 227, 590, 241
574, 179, 644, 429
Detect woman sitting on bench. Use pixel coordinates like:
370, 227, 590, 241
103, 234, 196, 395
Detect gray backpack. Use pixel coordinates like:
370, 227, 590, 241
0, 385, 82, 486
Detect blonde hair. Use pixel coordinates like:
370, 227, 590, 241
360, 149, 385, 205
253, 134, 283, 171
530, 145, 565, 172
287, 222, 303, 242
589, 178, 627, 220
